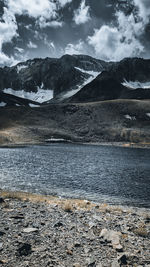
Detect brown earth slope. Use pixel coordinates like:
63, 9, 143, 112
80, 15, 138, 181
0, 99, 150, 146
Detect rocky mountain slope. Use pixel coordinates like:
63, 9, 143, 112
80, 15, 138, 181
0, 55, 106, 103
69, 58, 150, 103
1, 56, 150, 105
0, 55, 150, 145
0, 99, 150, 145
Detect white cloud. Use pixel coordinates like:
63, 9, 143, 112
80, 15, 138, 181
58, 0, 72, 7
0, 7, 18, 65
6, 0, 57, 20
0, 53, 15, 66
73, 0, 91, 25
5, 0, 73, 29
27, 41, 38, 49
134, 0, 150, 24
15, 47, 24, 53
0, 0, 70, 65
88, 9, 145, 61
65, 40, 85, 55
38, 17, 63, 28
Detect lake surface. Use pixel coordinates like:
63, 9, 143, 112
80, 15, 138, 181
0, 144, 150, 208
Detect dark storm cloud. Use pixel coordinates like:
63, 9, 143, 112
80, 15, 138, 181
0, 0, 150, 66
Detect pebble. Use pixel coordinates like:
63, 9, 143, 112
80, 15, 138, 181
23, 227, 39, 233
0, 242, 3, 251
0, 197, 149, 267
0, 197, 5, 203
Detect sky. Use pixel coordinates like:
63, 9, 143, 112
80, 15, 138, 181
0, 0, 150, 66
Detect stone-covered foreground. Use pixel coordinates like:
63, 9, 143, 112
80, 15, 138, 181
0, 194, 150, 267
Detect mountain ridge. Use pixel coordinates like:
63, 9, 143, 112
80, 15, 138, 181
0, 55, 150, 145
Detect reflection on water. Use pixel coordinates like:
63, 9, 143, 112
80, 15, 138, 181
0, 144, 150, 208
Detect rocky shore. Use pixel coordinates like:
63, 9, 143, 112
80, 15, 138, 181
0, 192, 150, 267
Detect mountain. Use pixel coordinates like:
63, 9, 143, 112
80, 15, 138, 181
0, 91, 40, 107
0, 54, 106, 103
1, 56, 150, 105
69, 58, 150, 103
0, 55, 150, 146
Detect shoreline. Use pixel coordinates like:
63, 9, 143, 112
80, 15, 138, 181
0, 140, 150, 149
0, 189, 150, 267
0, 189, 150, 212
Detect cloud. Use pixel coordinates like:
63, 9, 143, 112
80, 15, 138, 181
0, 52, 15, 66
0, 7, 18, 65
0, 0, 150, 66
15, 47, 24, 53
134, 0, 150, 24
87, 3, 148, 61
27, 41, 38, 49
6, 0, 57, 20
58, 0, 73, 7
65, 40, 85, 55
5, 0, 73, 29
38, 17, 63, 28
0, 0, 73, 65
6, 0, 59, 29
73, 0, 91, 25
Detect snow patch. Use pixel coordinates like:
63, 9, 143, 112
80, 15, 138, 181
3, 87, 53, 103
124, 114, 136, 120
61, 67, 100, 99
17, 65, 27, 73
146, 113, 150, 118
0, 102, 6, 107
75, 67, 100, 77
45, 138, 71, 143
122, 80, 150, 90
29, 103, 40, 108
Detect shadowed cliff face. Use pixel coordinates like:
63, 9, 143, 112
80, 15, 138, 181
69, 58, 150, 103
0, 55, 150, 105
0, 55, 106, 98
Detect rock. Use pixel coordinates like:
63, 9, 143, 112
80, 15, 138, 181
0, 231, 5, 236
0, 260, 8, 264
96, 263, 103, 267
10, 214, 24, 219
115, 244, 123, 252
54, 222, 64, 227
0, 242, 3, 251
100, 229, 122, 249
17, 243, 32, 256
74, 242, 81, 248
0, 197, 5, 203
66, 249, 73, 255
87, 258, 96, 267
111, 259, 120, 267
23, 227, 38, 233
118, 254, 127, 265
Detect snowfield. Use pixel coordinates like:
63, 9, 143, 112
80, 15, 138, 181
0, 102, 6, 107
124, 114, 136, 120
61, 67, 100, 99
17, 65, 28, 73
122, 80, 150, 89
3, 87, 53, 103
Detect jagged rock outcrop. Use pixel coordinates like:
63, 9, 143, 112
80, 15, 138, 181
0, 91, 39, 107
0, 55, 106, 99
69, 58, 150, 103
